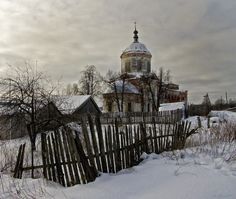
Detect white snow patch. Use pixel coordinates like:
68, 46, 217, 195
1, 148, 236, 199
209, 111, 236, 123
105, 80, 140, 94
159, 102, 185, 112
56, 95, 91, 114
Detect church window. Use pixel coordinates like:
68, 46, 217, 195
152, 104, 155, 111
108, 102, 112, 112
128, 102, 132, 112
132, 58, 137, 67
147, 61, 151, 72
125, 61, 131, 72
137, 59, 142, 69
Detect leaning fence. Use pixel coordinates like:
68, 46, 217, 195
13, 111, 194, 187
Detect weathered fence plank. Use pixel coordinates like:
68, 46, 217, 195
95, 115, 107, 172
88, 114, 102, 171
74, 133, 97, 183
61, 129, 75, 186
56, 131, 70, 187
48, 135, 57, 182
13, 143, 26, 179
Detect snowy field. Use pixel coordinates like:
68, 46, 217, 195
1, 148, 236, 199
0, 110, 236, 199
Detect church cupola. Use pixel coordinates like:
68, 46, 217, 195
133, 23, 139, 42
121, 24, 152, 74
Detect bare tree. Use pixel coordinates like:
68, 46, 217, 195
103, 71, 127, 112
103, 68, 171, 113
0, 64, 58, 178
72, 83, 79, 95
66, 83, 73, 95
78, 65, 102, 97
140, 67, 171, 112
65, 83, 80, 95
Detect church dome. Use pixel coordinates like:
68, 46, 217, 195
121, 24, 152, 74
123, 42, 151, 55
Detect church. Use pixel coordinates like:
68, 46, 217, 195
103, 26, 187, 113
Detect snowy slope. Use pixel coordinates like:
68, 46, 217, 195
1, 111, 236, 199
46, 152, 236, 199
1, 149, 236, 199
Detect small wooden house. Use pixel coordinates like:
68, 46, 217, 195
57, 95, 101, 118
0, 101, 63, 140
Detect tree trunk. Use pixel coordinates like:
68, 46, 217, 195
121, 78, 125, 112
113, 83, 121, 112
31, 142, 35, 178
26, 124, 36, 178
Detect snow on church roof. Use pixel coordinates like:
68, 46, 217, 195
123, 42, 151, 55
105, 80, 140, 94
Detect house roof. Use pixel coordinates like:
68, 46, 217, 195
56, 95, 90, 114
56, 95, 100, 114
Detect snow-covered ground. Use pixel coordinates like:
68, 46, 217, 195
1, 110, 236, 199
209, 110, 236, 123
1, 148, 236, 199
186, 110, 236, 129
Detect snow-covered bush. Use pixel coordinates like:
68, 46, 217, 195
185, 121, 236, 163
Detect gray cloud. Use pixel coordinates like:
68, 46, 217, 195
0, 0, 235, 103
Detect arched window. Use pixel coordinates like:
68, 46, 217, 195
125, 61, 131, 72
107, 102, 112, 112
147, 61, 151, 72
128, 102, 132, 112
132, 58, 137, 67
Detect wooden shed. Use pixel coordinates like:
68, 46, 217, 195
57, 95, 101, 117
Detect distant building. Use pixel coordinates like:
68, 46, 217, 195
202, 93, 212, 116
103, 26, 187, 112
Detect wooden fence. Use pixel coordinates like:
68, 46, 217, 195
13, 114, 194, 187
13, 143, 26, 178
100, 109, 183, 124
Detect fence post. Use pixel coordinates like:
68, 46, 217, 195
88, 114, 102, 171
140, 122, 149, 154
197, 116, 202, 128
41, 133, 47, 179
13, 143, 25, 179
95, 115, 107, 172
114, 119, 122, 171
207, 116, 210, 128
74, 133, 97, 182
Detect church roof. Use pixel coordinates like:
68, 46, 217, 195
123, 42, 151, 55
105, 80, 140, 94
121, 24, 151, 56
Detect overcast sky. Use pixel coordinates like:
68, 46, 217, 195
0, 0, 236, 103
